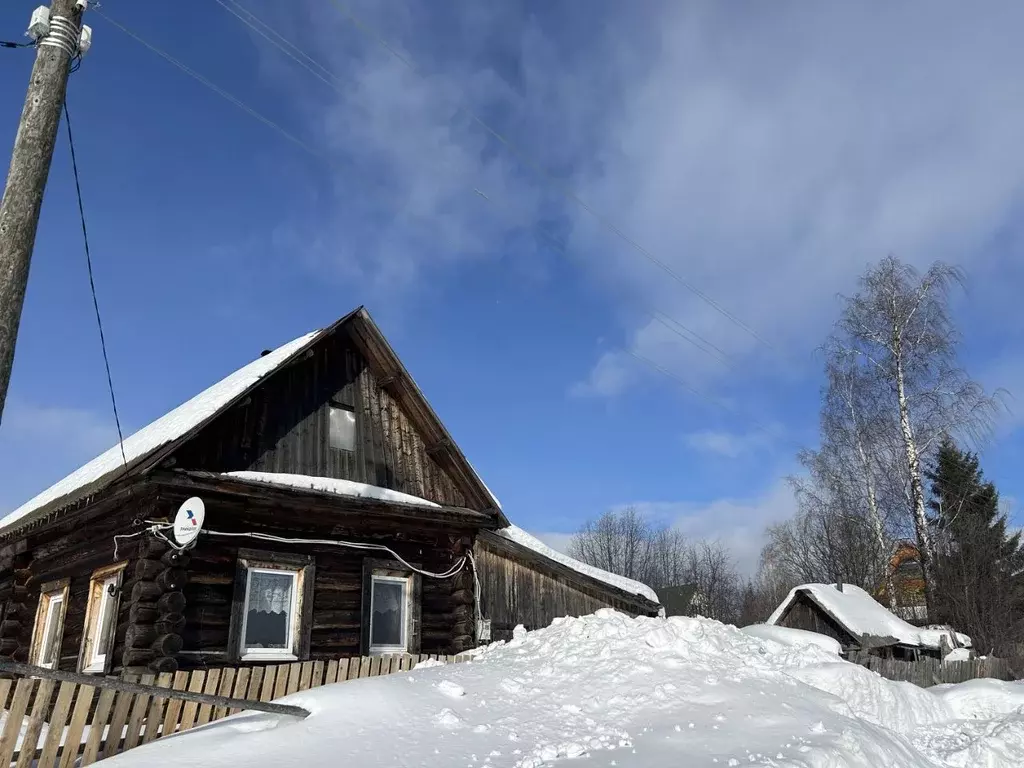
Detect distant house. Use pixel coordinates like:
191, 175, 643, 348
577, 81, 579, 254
654, 584, 702, 617
876, 541, 929, 625
767, 583, 970, 661
0, 307, 659, 677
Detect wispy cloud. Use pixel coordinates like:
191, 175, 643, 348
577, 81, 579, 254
626, 479, 798, 577
0, 400, 117, 513
683, 429, 772, 459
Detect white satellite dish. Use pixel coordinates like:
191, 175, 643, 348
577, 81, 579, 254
172, 497, 205, 547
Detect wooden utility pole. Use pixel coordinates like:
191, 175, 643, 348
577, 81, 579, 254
0, 0, 85, 426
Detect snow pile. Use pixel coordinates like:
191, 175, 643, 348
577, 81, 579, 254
493, 525, 659, 604
222, 472, 442, 508
105, 610, 1024, 768
0, 332, 321, 533
769, 583, 972, 650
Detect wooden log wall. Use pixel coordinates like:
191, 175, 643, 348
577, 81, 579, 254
170, 333, 468, 507
4, 497, 148, 674
179, 504, 476, 666
121, 539, 188, 676
473, 534, 659, 642
0, 552, 31, 664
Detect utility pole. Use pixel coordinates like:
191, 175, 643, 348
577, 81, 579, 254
0, 0, 86, 426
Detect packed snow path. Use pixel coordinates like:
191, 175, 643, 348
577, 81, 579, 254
105, 610, 1024, 768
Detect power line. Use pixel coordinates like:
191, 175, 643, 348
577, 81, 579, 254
94, 9, 322, 159
63, 98, 130, 479
324, 0, 774, 350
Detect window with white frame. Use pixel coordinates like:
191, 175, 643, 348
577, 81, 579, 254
80, 563, 125, 674
230, 550, 314, 662
31, 580, 69, 670
362, 559, 420, 656
369, 575, 409, 653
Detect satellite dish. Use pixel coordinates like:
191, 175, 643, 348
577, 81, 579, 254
172, 497, 205, 547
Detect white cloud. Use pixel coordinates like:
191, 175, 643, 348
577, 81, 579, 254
683, 429, 771, 459
565, 1, 1024, 394
627, 479, 798, 577
0, 401, 117, 514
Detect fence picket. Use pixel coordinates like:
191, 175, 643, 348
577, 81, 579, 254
298, 661, 314, 691
80, 687, 115, 766
38, 682, 77, 768
123, 674, 155, 752
140, 673, 173, 746
326, 659, 339, 684
272, 665, 290, 700
285, 663, 301, 696
213, 667, 236, 720
16, 677, 55, 768
161, 671, 190, 737
59, 683, 96, 768
195, 669, 222, 726
0, 678, 35, 767
102, 684, 137, 759
259, 666, 277, 702
177, 670, 207, 731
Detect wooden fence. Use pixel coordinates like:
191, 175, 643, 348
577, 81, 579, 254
0, 653, 466, 766
848, 651, 1016, 687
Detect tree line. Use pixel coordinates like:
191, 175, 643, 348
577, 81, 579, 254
565, 256, 1024, 655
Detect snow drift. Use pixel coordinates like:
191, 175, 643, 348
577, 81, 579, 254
104, 610, 1024, 768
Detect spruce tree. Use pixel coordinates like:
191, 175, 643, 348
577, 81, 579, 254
926, 436, 1024, 655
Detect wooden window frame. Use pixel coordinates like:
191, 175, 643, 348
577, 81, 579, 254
361, 558, 421, 656
227, 549, 314, 663
78, 562, 126, 674
30, 578, 70, 669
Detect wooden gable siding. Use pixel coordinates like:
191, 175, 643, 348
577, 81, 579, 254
473, 534, 659, 642
170, 332, 468, 507
776, 591, 858, 647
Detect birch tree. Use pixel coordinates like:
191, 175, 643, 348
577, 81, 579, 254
835, 256, 999, 615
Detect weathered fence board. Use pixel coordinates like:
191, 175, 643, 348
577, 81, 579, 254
0, 652, 469, 766
848, 651, 1014, 687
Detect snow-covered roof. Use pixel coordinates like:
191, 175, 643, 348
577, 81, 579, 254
492, 525, 660, 604
768, 583, 971, 650
0, 332, 322, 535
222, 472, 442, 508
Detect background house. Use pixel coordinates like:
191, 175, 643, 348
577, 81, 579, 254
767, 583, 969, 660
0, 308, 659, 677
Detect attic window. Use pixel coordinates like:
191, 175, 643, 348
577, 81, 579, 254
329, 404, 356, 452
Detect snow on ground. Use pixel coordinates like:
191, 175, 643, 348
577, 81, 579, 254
222, 472, 442, 508
493, 526, 659, 603
104, 610, 1024, 768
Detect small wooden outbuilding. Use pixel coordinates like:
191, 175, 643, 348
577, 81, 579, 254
0, 308, 659, 677
767, 582, 970, 661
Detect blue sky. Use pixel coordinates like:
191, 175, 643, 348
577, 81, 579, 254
2, 0, 1024, 573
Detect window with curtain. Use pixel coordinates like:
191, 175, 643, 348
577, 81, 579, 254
241, 569, 297, 655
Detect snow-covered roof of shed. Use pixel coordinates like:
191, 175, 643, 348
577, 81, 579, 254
767, 583, 971, 650
0, 332, 321, 535
493, 524, 660, 604
222, 471, 443, 508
